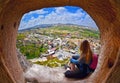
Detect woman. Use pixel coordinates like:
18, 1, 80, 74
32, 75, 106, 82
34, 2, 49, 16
64, 40, 98, 78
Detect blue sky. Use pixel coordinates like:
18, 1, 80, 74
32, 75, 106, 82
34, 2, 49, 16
19, 6, 98, 29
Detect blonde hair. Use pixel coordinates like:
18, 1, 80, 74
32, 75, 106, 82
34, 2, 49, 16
79, 40, 93, 64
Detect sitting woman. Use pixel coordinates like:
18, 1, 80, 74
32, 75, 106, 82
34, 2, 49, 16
64, 40, 98, 79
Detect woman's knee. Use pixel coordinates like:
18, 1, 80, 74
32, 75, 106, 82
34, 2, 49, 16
72, 55, 79, 59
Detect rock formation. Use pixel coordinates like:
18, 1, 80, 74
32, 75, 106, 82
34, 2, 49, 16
24, 64, 86, 83
0, 0, 120, 83
17, 49, 32, 72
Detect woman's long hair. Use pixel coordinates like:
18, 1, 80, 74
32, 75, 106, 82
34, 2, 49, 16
79, 40, 93, 64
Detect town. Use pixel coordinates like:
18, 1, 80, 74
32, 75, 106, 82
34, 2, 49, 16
17, 25, 100, 67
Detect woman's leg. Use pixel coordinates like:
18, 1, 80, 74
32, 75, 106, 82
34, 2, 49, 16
64, 64, 90, 79
70, 63, 76, 71
72, 55, 80, 60
67, 55, 79, 70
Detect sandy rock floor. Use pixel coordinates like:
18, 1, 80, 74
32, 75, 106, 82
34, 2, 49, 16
24, 64, 87, 83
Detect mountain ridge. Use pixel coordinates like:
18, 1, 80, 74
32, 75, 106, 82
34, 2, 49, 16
18, 24, 98, 32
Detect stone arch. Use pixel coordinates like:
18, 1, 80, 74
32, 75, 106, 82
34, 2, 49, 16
0, 0, 120, 83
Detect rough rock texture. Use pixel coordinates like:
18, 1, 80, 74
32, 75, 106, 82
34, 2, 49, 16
17, 49, 32, 72
0, 0, 120, 83
25, 64, 65, 83
24, 64, 85, 83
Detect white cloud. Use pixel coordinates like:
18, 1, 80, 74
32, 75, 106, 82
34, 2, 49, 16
28, 9, 48, 15
55, 7, 67, 14
19, 7, 97, 30
80, 14, 97, 28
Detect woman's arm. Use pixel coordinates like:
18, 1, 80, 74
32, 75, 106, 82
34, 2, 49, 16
70, 58, 79, 64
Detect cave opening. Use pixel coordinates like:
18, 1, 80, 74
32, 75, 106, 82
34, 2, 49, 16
17, 6, 100, 82
1, 1, 119, 83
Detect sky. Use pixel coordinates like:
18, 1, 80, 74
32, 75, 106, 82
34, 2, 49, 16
19, 6, 98, 30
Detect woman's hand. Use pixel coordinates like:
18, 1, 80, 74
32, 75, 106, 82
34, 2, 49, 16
68, 55, 72, 58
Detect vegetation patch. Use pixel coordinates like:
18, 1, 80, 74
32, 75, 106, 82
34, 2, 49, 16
34, 57, 69, 68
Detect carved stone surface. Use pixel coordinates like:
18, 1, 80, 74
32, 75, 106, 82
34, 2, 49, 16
0, 0, 120, 83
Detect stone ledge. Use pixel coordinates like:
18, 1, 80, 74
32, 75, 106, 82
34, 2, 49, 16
24, 64, 89, 83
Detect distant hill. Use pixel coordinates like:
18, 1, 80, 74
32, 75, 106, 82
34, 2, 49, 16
18, 24, 98, 32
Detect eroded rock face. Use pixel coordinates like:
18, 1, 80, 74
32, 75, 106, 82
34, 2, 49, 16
0, 0, 120, 83
17, 49, 32, 72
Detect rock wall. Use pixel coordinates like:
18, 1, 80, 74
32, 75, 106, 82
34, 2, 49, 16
17, 49, 32, 72
0, 0, 120, 83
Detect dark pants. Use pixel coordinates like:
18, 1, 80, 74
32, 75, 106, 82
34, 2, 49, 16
64, 55, 90, 79
64, 64, 89, 79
